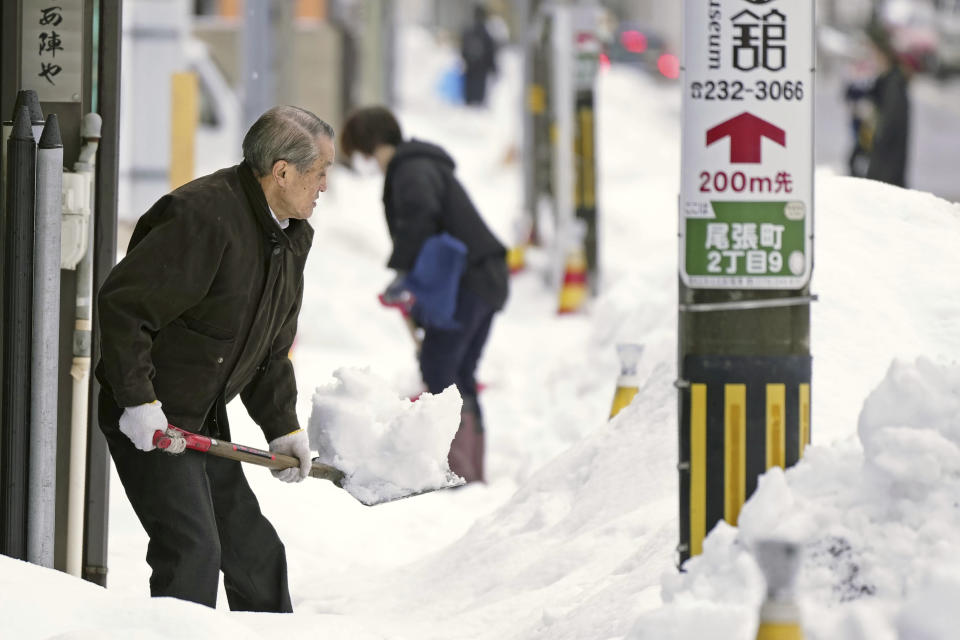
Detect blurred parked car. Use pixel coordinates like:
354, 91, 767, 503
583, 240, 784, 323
932, 0, 960, 76
602, 22, 678, 80
879, 0, 940, 73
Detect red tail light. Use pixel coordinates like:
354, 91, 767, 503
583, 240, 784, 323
658, 53, 680, 79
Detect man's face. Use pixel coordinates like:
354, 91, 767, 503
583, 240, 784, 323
276, 136, 335, 221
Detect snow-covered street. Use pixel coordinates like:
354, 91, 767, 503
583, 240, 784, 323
3, 23, 960, 640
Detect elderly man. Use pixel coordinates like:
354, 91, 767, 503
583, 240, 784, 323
95, 106, 334, 611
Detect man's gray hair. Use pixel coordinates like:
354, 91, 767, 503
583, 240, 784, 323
242, 106, 335, 177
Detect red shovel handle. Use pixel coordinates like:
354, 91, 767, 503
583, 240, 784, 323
378, 292, 415, 317
151, 425, 346, 487
153, 425, 212, 452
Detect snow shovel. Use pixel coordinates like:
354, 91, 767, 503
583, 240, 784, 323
378, 292, 423, 355
152, 427, 463, 506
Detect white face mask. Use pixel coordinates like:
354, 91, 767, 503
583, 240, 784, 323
351, 152, 381, 177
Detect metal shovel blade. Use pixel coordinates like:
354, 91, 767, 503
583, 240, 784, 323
344, 471, 467, 506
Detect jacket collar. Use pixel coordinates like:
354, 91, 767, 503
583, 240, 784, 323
237, 161, 313, 256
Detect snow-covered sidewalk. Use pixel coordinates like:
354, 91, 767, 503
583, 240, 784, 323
4, 25, 960, 640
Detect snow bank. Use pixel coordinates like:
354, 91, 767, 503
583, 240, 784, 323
295, 362, 679, 640
308, 367, 464, 504
0, 556, 262, 640
812, 176, 960, 443
635, 358, 960, 639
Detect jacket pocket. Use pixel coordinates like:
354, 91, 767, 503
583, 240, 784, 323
150, 319, 235, 424
180, 313, 236, 341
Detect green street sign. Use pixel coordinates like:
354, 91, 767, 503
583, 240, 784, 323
684, 201, 807, 288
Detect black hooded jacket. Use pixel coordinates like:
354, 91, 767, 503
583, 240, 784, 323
383, 139, 508, 310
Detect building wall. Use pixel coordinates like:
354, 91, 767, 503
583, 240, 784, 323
192, 19, 345, 132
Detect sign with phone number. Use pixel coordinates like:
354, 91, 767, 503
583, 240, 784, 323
680, 0, 813, 289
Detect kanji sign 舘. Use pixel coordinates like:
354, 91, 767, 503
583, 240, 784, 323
681, 0, 813, 289
21, 0, 83, 102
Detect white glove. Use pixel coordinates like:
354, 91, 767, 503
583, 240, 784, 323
119, 401, 168, 452
268, 429, 312, 483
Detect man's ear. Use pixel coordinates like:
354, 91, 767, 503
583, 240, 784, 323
271, 159, 289, 186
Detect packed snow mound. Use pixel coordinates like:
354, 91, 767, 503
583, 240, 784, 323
811, 175, 960, 444
308, 367, 464, 504
635, 359, 960, 639
327, 350, 680, 640
0, 556, 263, 640
858, 357, 960, 490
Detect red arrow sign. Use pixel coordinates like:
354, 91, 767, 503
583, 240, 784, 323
706, 112, 786, 164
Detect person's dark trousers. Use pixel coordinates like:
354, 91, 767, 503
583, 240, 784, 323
463, 67, 488, 106
420, 287, 495, 482
98, 391, 294, 612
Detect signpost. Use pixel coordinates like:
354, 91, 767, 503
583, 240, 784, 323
677, 0, 814, 565
681, 0, 813, 289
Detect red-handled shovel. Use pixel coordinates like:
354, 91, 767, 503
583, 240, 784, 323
153, 426, 345, 485
153, 426, 463, 506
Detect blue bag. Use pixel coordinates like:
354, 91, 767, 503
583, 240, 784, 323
436, 64, 465, 105
403, 233, 468, 330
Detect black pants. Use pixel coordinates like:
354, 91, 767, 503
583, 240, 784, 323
419, 287, 495, 414
99, 391, 293, 612
463, 67, 488, 106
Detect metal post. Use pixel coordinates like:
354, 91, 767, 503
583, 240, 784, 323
517, 0, 547, 260
357, 0, 388, 106
20, 88, 46, 141
1, 90, 45, 206
382, 0, 396, 107
572, 4, 600, 294
240, 0, 276, 129
550, 3, 575, 287
66, 118, 98, 577
1, 105, 37, 560
677, 0, 815, 566
28, 113, 63, 568
531, 7, 552, 245
85, 0, 123, 584
520, 0, 536, 227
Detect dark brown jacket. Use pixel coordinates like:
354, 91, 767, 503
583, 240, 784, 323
96, 162, 313, 441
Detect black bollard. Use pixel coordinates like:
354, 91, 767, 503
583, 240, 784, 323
13, 89, 45, 141
1, 106, 37, 560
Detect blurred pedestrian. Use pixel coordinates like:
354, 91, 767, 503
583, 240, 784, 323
843, 63, 876, 178
865, 22, 911, 187
95, 106, 335, 610
340, 106, 509, 484
460, 4, 498, 106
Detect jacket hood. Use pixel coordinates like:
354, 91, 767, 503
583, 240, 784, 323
389, 139, 455, 171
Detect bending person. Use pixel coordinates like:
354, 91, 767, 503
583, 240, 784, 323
341, 106, 508, 483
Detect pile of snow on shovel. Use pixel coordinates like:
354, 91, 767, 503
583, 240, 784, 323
308, 367, 463, 504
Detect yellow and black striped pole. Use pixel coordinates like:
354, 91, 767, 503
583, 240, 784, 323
679, 356, 811, 563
